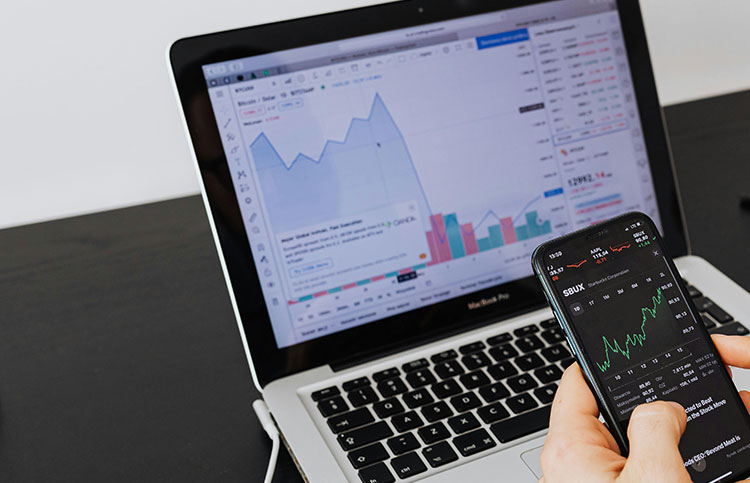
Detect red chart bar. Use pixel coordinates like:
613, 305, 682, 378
500, 217, 517, 244
461, 222, 479, 255
426, 230, 440, 263
430, 214, 453, 262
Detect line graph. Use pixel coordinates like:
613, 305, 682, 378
610, 243, 631, 253
596, 287, 665, 373
251, 92, 556, 246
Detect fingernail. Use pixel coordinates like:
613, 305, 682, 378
667, 401, 684, 412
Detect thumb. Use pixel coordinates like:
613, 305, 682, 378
621, 401, 691, 481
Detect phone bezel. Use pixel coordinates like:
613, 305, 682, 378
532, 212, 750, 478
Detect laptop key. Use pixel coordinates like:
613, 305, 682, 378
390, 451, 427, 479
478, 381, 510, 402
487, 333, 512, 346
448, 412, 480, 434
489, 343, 518, 362
343, 376, 371, 392
421, 401, 453, 422
459, 341, 486, 354
402, 358, 429, 373
686, 284, 702, 298
377, 377, 408, 397
329, 407, 375, 434
349, 386, 379, 407
706, 304, 733, 324
431, 349, 458, 363
450, 392, 482, 413
338, 421, 393, 451
535, 383, 558, 405
318, 395, 349, 417
358, 462, 395, 483
477, 402, 511, 424
514, 353, 545, 371
515, 335, 545, 353
462, 351, 492, 370
387, 432, 421, 455
406, 369, 437, 389
507, 374, 539, 393
391, 411, 424, 432
422, 441, 458, 468
540, 318, 558, 329
373, 367, 400, 382
418, 422, 451, 445
700, 314, 717, 329
693, 296, 713, 311
490, 406, 551, 443
373, 398, 405, 418
431, 379, 462, 399
710, 321, 750, 336
506, 393, 539, 414
403, 388, 434, 408
311, 386, 340, 401
535, 365, 563, 384
513, 325, 540, 337
434, 360, 465, 379
453, 428, 497, 457
487, 361, 518, 380
541, 344, 571, 362
541, 327, 565, 344
460, 370, 491, 390
694, 297, 733, 323
349, 442, 389, 469
559, 357, 576, 369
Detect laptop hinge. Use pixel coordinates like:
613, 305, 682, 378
329, 304, 546, 372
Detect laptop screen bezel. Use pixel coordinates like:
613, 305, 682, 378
169, 0, 687, 387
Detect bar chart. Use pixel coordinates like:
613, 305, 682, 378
288, 207, 552, 304
426, 210, 551, 265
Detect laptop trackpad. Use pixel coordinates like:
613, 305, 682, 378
521, 445, 544, 479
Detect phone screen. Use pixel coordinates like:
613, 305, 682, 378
539, 214, 750, 482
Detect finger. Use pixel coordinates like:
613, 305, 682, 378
548, 364, 600, 432
546, 363, 620, 453
712, 334, 750, 369
622, 401, 691, 482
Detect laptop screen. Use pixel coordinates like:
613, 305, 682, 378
201, 0, 662, 349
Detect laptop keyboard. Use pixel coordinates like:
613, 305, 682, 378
311, 283, 747, 482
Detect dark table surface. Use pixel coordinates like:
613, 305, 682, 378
1, 90, 749, 482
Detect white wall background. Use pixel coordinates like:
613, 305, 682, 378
1, 0, 749, 229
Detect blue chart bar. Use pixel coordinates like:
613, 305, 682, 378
516, 225, 529, 241
477, 238, 492, 252
525, 211, 540, 238
488, 225, 504, 248
444, 214, 466, 259
476, 29, 530, 50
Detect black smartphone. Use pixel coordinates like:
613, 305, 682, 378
532, 212, 750, 482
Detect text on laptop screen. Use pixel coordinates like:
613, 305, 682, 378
202, 0, 662, 348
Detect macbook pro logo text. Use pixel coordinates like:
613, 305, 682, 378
467, 292, 510, 310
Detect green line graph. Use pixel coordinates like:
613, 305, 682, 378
596, 287, 665, 373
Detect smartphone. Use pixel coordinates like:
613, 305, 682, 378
532, 212, 750, 482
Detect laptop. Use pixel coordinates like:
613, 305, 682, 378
168, 1, 750, 481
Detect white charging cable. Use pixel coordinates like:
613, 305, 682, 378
253, 399, 280, 483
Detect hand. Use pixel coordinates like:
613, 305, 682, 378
539, 334, 750, 482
